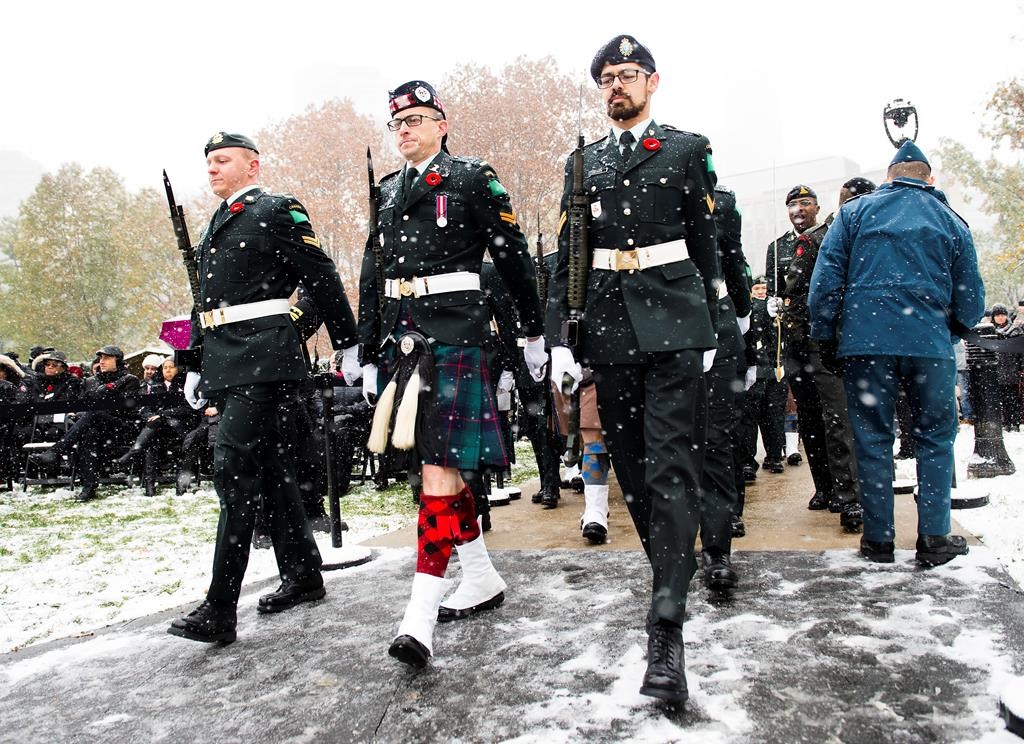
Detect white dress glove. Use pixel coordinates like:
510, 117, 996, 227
340, 344, 362, 386
361, 364, 378, 406
523, 336, 548, 382
497, 370, 515, 393
184, 371, 206, 410
744, 366, 757, 391
550, 346, 583, 394
737, 313, 751, 335
702, 349, 717, 373
766, 297, 783, 318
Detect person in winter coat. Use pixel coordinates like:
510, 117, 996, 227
991, 303, 1023, 430
29, 345, 141, 502
117, 358, 198, 494
809, 141, 985, 568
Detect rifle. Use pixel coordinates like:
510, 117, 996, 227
560, 110, 589, 468
162, 170, 203, 369
535, 213, 550, 308
367, 147, 385, 314
316, 372, 347, 548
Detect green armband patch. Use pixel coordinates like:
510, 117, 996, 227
488, 178, 507, 197
706, 153, 715, 173
290, 209, 309, 224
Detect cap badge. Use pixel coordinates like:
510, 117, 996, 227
414, 86, 431, 102
619, 37, 634, 56
400, 336, 415, 355
210, 132, 225, 145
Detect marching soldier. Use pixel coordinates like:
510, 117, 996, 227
358, 82, 545, 668
167, 132, 360, 645
547, 35, 720, 705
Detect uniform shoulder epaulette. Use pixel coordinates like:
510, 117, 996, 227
379, 168, 402, 183
449, 155, 487, 168
714, 185, 734, 196
661, 124, 703, 138
585, 135, 610, 149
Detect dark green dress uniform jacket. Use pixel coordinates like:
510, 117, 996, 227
712, 186, 751, 361
190, 189, 358, 394
765, 230, 798, 297
544, 122, 720, 366
357, 151, 543, 364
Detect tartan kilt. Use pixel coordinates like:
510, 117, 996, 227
384, 340, 507, 471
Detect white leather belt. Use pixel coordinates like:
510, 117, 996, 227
591, 239, 689, 271
200, 298, 291, 329
383, 271, 481, 299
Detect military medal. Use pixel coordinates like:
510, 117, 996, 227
590, 200, 602, 218
435, 194, 448, 227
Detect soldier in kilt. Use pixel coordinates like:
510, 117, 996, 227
358, 81, 545, 668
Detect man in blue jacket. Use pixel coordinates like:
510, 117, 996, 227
808, 140, 985, 567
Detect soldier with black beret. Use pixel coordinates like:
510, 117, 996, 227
358, 81, 545, 668
167, 131, 360, 645
546, 34, 720, 705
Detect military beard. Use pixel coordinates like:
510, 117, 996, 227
607, 93, 646, 122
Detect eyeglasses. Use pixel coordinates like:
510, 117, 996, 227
387, 114, 443, 132
788, 199, 817, 209
43, 360, 63, 368
597, 69, 650, 89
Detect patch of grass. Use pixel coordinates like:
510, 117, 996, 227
0, 546, 10, 557
158, 580, 182, 595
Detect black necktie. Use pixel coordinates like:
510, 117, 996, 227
619, 131, 636, 163
403, 167, 418, 204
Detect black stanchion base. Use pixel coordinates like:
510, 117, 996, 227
1001, 698, 1024, 738
952, 494, 990, 510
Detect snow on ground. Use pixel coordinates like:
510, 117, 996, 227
0, 441, 539, 653
897, 426, 1024, 587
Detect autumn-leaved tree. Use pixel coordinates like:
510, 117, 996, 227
939, 77, 1024, 303
440, 56, 606, 245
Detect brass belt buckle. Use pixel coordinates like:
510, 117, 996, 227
202, 310, 215, 328
399, 279, 414, 297
616, 250, 640, 271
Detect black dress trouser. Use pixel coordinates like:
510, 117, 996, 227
593, 349, 705, 626
785, 342, 860, 503
699, 354, 740, 553
207, 383, 322, 606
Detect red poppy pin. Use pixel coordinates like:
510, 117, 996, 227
106, 383, 114, 389
796, 245, 805, 257
229, 203, 244, 214
425, 172, 442, 187
642, 138, 661, 151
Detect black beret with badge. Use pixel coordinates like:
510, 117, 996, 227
590, 34, 656, 82
204, 131, 260, 156
785, 184, 817, 204
389, 80, 446, 118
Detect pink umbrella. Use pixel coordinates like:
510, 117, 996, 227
159, 315, 193, 350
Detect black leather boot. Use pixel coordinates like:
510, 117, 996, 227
167, 600, 237, 644
640, 621, 688, 704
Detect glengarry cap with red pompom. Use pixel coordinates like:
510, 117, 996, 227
388, 81, 446, 119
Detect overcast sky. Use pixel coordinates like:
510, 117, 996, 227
1, 0, 1020, 204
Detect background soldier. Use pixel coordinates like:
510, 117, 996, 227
358, 82, 545, 668
167, 132, 360, 645
547, 35, 719, 705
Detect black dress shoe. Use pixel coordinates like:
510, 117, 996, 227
541, 489, 559, 509
763, 458, 784, 474
916, 534, 969, 567
531, 490, 544, 504
75, 484, 98, 502
30, 449, 60, 467
742, 464, 757, 482
840, 502, 864, 533
730, 515, 746, 538
167, 600, 237, 644
581, 522, 607, 545
251, 527, 273, 550
640, 621, 688, 704
569, 476, 584, 493
388, 634, 429, 668
257, 575, 326, 614
701, 550, 738, 590
787, 452, 803, 466
807, 491, 830, 510
860, 538, 895, 563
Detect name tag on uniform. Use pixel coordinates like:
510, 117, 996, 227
590, 201, 602, 218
